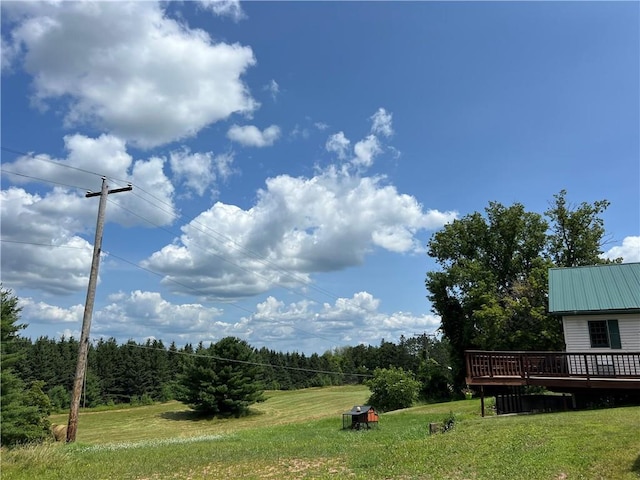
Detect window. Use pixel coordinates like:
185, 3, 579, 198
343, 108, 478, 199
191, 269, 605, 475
588, 320, 621, 349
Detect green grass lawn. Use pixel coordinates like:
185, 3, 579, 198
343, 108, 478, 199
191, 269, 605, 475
3, 386, 640, 480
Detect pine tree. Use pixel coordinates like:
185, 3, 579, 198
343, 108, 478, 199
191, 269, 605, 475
93, 337, 119, 404
1, 287, 51, 446
176, 337, 265, 417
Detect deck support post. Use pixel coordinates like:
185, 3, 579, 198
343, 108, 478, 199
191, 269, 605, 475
480, 386, 485, 417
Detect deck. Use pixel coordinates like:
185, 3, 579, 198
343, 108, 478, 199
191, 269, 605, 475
465, 350, 640, 390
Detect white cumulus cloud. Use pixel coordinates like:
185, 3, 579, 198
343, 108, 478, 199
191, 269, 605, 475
17, 291, 228, 345
325, 108, 396, 170
240, 292, 441, 353
3, 134, 177, 227
325, 132, 351, 160
170, 147, 236, 197
0, 188, 94, 294
4, 1, 257, 148
19, 298, 85, 324
4, 134, 132, 192
227, 124, 281, 147
353, 135, 382, 168
370, 108, 394, 137
143, 167, 457, 299
602, 236, 640, 263
198, 0, 246, 22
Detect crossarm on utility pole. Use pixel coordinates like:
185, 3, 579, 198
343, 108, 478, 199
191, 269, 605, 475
66, 177, 132, 443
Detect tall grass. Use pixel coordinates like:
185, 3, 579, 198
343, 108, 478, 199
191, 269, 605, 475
3, 387, 639, 480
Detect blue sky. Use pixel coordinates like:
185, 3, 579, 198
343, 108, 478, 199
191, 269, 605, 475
1, 0, 638, 354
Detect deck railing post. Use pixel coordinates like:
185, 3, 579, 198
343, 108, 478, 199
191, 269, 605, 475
583, 354, 590, 383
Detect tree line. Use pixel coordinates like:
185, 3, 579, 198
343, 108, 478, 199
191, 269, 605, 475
9, 332, 452, 410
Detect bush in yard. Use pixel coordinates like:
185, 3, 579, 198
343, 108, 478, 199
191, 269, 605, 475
366, 366, 420, 412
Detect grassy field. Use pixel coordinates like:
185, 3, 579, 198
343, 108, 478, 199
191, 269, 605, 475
2, 385, 640, 480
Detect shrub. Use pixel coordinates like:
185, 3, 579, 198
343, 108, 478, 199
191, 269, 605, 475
365, 367, 420, 412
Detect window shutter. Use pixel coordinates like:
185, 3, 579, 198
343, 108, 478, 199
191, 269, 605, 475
607, 320, 622, 349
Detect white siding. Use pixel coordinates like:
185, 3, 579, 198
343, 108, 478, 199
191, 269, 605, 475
563, 313, 640, 375
563, 313, 640, 352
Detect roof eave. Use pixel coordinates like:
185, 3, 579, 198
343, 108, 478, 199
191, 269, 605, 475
551, 308, 640, 316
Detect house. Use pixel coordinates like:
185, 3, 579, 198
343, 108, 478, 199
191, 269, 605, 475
549, 262, 640, 351
342, 405, 379, 430
465, 262, 640, 414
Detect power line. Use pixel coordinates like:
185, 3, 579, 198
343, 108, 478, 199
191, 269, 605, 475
179, 209, 339, 301
103, 251, 343, 345
0, 239, 345, 346
0, 239, 88, 250
104, 250, 251, 316
112, 198, 346, 305
2, 146, 338, 301
1, 147, 182, 222
104, 190, 338, 302
106, 198, 333, 307
1, 146, 104, 178
123, 342, 372, 378
0, 168, 94, 192
1, 146, 358, 338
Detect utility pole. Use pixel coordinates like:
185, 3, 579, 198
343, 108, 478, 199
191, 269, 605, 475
67, 177, 132, 443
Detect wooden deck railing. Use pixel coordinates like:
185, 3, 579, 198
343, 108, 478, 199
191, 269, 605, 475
465, 351, 640, 382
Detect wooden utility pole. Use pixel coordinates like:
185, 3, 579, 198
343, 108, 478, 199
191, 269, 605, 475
66, 177, 132, 443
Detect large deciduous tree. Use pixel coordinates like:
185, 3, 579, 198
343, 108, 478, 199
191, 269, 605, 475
545, 189, 614, 267
176, 337, 265, 417
425, 193, 612, 388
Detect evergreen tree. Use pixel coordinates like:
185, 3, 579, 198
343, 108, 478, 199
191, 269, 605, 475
57, 336, 79, 392
164, 341, 181, 400
47, 385, 70, 411
20, 337, 57, 390
176, 337, 265, 417
82, 370, 103, 408
146, 339, 170, 400
114, 340, 148, 402
167, 341, 181, 377
1, 288, 25, 369
1, 287, 51, 446
92, 337, 119, 403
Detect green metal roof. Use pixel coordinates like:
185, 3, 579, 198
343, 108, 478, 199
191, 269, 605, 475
548, 263, 640, 314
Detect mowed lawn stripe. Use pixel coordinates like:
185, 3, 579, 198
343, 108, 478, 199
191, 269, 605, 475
48, 385, 370, 444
